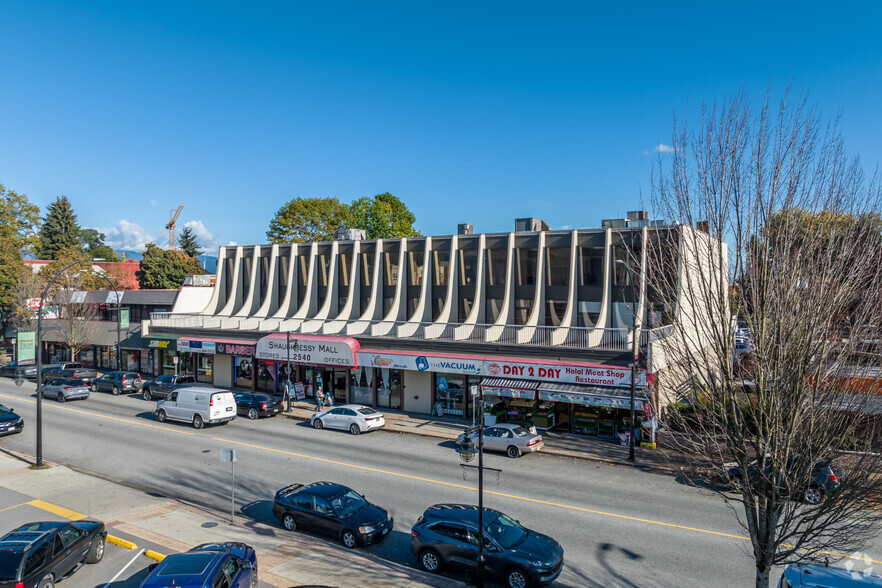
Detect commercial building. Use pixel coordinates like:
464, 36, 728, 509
144, 214, 720, 444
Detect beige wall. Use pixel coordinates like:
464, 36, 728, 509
404, 370, 432, 414
213, 355, 233, 388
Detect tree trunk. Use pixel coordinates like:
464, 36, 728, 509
756, 563, 771, 588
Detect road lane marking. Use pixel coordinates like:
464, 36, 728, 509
0, 501, 29, 514
28, 499, 85, 520
102, 548, 146, 588
0, 391, 196, 436
3, 390, 877, 566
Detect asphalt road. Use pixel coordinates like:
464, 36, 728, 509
1, 378, 879, 587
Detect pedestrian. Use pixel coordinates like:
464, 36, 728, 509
315, 388, 325, 410
282, 379, 291, 412
326, 388, 334, 407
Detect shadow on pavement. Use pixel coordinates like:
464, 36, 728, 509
95, 565, 151, 588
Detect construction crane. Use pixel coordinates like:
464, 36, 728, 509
166, 204, 183, 250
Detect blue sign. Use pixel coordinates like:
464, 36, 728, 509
436, 376, 448, 392
415, 356, 429, 371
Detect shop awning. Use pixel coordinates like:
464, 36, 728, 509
481, 378, 539, 400
538, 382, 650, 413
141, 335, 178, 350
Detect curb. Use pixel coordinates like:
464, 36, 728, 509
145, 549, 166, 562
106, 534, 138, 550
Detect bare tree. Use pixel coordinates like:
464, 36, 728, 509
648, 89, 882, 587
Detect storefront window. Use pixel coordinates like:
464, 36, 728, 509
80, 348, 95, 368
377, 369, 401, 409
162, 350, 178, 375
350, 367, 373, 405
125, 351, 139, 372
303, 368, 315, 398
234, 356, 253, 389
325, 369, 347, 404
196, 354, 213, 383
256, 360, 278, 393
435, 373, 465, 416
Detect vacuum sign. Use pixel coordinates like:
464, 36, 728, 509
256, 334, 359, 367
358, 352, 483, 375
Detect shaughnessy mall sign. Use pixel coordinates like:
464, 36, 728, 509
256, 334, 359, 367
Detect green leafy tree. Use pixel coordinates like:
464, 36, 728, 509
0, 183, 41, 334
38, 196, 82, 260
80, 228, 121, 262
178, 226, 203, 258
136, 243, 204, 289
350, 192, 421, 239
267, 197, 352, 243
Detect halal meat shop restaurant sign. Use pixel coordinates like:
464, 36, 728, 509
256, 334, 359, 367
483, 359, 646, 388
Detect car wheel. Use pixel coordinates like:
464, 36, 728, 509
157, 409, 167, 422
313, 418, 324, 429
87, 536, 105, 563
193, 414, 204, 429
505, 567, 531, 588
341, 529, 358, 549
143, 389, 152, 401
248, 408, 259, 420
803, 486, 825, 505
112, 386, 120, 395
90, 383, 97, 392
250, 563, 258, 588
731, 475, 744, 492
418, 548, 442, 573
37, 575, 54, 588
56, 393, 65, 403
349, 423, 361, 435
507, 445, 521, 458
282, 513, 297, 531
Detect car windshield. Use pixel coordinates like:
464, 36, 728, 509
329, 490, 368, 517
357, 407, 379, 415
484, 512, 528, 549
0, 404, 9, 412
510, 427, 531, 437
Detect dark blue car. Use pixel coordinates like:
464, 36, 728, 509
139, 542, 257, 588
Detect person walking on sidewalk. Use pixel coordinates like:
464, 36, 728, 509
315, 389, 325, 411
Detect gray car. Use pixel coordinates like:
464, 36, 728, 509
91, 371, 143, 395
43, 378, 91, 402
456, 423, 544, 458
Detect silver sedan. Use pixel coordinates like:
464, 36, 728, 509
43, 378, 91, 403
310, 404, 386, 435
457, 423, 544, 458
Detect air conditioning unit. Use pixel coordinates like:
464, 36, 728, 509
458, 223, 474, 235
334, 228, 366, 241
514, 218, 550, 232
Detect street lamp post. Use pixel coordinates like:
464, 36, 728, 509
456, 386, 487, 588
36, 257, 103, 467
615, 258, 640, 462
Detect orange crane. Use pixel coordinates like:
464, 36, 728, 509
166, 204, 183, 250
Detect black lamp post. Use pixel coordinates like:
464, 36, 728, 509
615, 258, 640, 463
36, 257, 103, 467
456, 386, 487, 588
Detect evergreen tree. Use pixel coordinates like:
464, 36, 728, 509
38, 196, 82, 260
80, 228, 121, 262
136, 243, 204, 289
178, 226, 203, 258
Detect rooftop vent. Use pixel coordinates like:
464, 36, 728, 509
627, 210, 649, 221
334, 228, 366, 241
458, 223, 474, 235
515, 218, 550, 232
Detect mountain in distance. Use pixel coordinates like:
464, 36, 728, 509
116, 250, 218, 274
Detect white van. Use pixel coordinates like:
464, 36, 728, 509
153, 387, 237, 429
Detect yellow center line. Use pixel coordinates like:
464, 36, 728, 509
4, 390, 879, 566
0, 501, 29, 514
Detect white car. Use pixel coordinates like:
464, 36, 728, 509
310, 404, 385, 435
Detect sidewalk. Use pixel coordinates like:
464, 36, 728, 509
0, 448, 462, 588
284, 401, 681, 473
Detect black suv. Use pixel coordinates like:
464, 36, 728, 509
90, 371, 143, 395
142, 375, 208, 401
410, 504, 564, 588
723, 459, 841, 505
272, 482, 393, 548
0, 520, 106, 588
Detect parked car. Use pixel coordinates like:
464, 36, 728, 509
0, 403, 23, 437
233, 392, 283, 420
15, 364, 38, 379
154, 387, 237, 429
91, 371, 143, 395
456, 423, 544, 458
42, 378, 91, 403
310, 404, 385, 435
40, 362, 97, 383
142, 374, 208, 401
272, 482, 393, 548
0, 361, 19, 377
139, 541, 258, 588
779, 562, 882, 587
411, 504, 564, 588
0, 519, 106, 588
723, 458, 841, 505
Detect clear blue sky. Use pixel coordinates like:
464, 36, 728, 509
1, 2, 880, 254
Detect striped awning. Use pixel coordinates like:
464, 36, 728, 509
481, 378, 539, 400
538, 381, 650, 414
